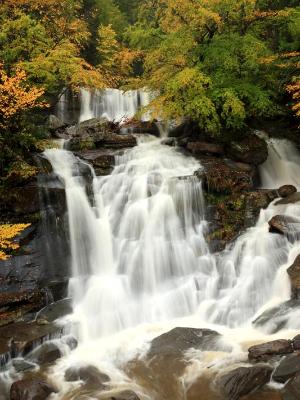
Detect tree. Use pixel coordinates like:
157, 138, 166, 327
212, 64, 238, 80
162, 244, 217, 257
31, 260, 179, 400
128, 0, 300, 135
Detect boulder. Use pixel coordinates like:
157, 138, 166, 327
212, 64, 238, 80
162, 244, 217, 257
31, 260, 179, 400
147, 327, 221, 358
278, 185, 297, 198
276, 192, 300, 206
36, 298, 73, 325
225, 134, 268, 165
10, 379, 57, 400
65, 365, 109, 388
187, 141, 224, 156
287, 255, 300, 300
75, 149, 115, 176
11, 358, 36, 373
218, 365, 272, 400
268, 215, 300, 235
273, 353, 300, 383
293, 334, 300, 351
248, 339, 293, 361
282, 373, 300, 400
26, 342, 62, 365
122, 121, 160, 136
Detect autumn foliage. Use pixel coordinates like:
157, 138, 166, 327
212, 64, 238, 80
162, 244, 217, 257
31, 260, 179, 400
0, 64, 46, 125
0, 223, 31, 260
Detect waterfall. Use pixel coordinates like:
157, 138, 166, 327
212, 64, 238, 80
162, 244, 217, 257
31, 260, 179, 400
259, 138, 300, 189
45, 137, 211, 340
78, 88, 153, 123
40, 130, 300, 400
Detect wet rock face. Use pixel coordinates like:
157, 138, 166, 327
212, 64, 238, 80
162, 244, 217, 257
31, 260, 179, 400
27, 342, 62, 365
75, 149, 116, 176
205, 189, 277, 252
225, 134, 268, 166
0, 290, 46, 327
186, 141, 224, 156
218, 365, 272, 400
121, 121, 160, 136
195, 157, 254, 194
248, 339, 293, 361
65, 365, 110, 388
278, 185, 297, 198
273, 353, 300, 383
10, 379, 57, 400
147, 327, 221, 358
35, 298, 72, 325
252, 300, 300, 333
276, 192, 300, 206
268, 215, 300, 235
282, 372, 300, 400
288, 255, 300, 300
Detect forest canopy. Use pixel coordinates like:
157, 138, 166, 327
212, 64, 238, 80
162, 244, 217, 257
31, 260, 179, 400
0, 0, 299, 178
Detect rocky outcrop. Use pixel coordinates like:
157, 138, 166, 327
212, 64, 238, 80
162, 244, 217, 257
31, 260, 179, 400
268, 215, 300, 235
65, 365, 109, 388
248, 339, 293, 361
278, 185, 297, 198
281, 373, 300, 400
63, 118, 137, 151
10, 379, 57, 400
0, 290, 46, 327
273, 353, 300, 383
121, 120, 160, 136
0, 321, 64, 363
225, 134, 268, 165
287, 255, 300, 299
195, 157, 255, 194
205, 189, 277, 251
36, 298, 72, 325
187, 141, 224, 156
218, 365, 272, 400
147, 327, 222, 358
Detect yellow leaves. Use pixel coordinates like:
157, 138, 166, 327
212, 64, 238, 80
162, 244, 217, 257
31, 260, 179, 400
0, 64, 47, 124
287, 80, 300, 118
0, 224, 31, 260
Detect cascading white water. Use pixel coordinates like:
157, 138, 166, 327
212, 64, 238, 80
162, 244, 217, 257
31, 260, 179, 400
44, 136, 300, 341
42, 134, 300, 399
45, 136, 212, 340
259, 138, 300, 188
79, 88, 153, 123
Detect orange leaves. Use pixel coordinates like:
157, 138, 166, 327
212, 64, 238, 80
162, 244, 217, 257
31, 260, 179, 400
0, 223, 31, 260
0, 64, 47, 124
287, 81, 300, 118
